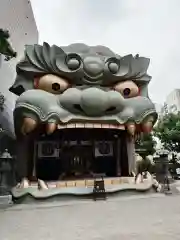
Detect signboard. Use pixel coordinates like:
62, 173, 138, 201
37, 141, 60, 158
94, 141, 113, 157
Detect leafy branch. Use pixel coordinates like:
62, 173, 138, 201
154, 112, 180, 152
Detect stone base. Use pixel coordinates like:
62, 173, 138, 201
11, 177, 155, 203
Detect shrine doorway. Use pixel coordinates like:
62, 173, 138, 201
34, 128, 129, 181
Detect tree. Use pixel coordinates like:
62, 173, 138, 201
0, 29, 17, 61
154, 112, 180, 152
135, 132, 156, 158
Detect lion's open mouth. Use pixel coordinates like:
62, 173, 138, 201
34, 126, 129, 182
18, 115, 154, 138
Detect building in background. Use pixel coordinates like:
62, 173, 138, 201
0, 0, 38, 137
153, 90, 180, 154
164, 89, 180, 114
154, 103, 163, 116
154, 103, 164, 126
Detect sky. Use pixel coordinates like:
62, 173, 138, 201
30, 0, 180, 104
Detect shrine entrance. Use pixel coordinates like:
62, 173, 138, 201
59, 144, 93, 180
34, 128, 129, 181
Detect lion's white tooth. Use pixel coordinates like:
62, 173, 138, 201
21, 117, 37, 135
75, 123, 85, 128
38, 179, 48, 190
126, 122, 136, 136
58, 124, 66, 129
93, 123, 101, 128
117, 125, 125, 130
67, 123, 76, 128
85, 123, 93, 128
16, 178, 30, 189
109, 124, 116, 129
101, 124, 109, 128
58, 122, 125, 130
46, 122, 57, 134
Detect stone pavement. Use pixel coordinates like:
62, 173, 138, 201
0, 193, 180, 239
171, 180, 180, 193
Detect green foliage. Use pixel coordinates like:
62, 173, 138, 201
135, 133, 156, 157
136, 157, 155, 174
0, 29, 17, 61
154, 112, 180, 152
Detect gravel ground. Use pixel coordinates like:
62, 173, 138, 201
0, 193, 180, 240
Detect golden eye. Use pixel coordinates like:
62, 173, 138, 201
114, 80, 139, 98
34, 74, 69, 94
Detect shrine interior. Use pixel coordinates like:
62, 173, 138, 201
31, 128, 129, 181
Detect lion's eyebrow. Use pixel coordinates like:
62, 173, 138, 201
9, 43, 152, 95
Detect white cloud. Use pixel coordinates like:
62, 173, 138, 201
31, 0, 180, 104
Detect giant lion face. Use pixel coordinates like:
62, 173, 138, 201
9, 43, 157, 137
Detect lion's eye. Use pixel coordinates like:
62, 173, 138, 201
108, 62, 119, 74
66, 58, 81, 70
34, 74, 69, 94
66, 54, 81, 71
114, 80, 139, 98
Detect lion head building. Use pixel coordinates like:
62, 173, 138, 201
9, 43, 158, 200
